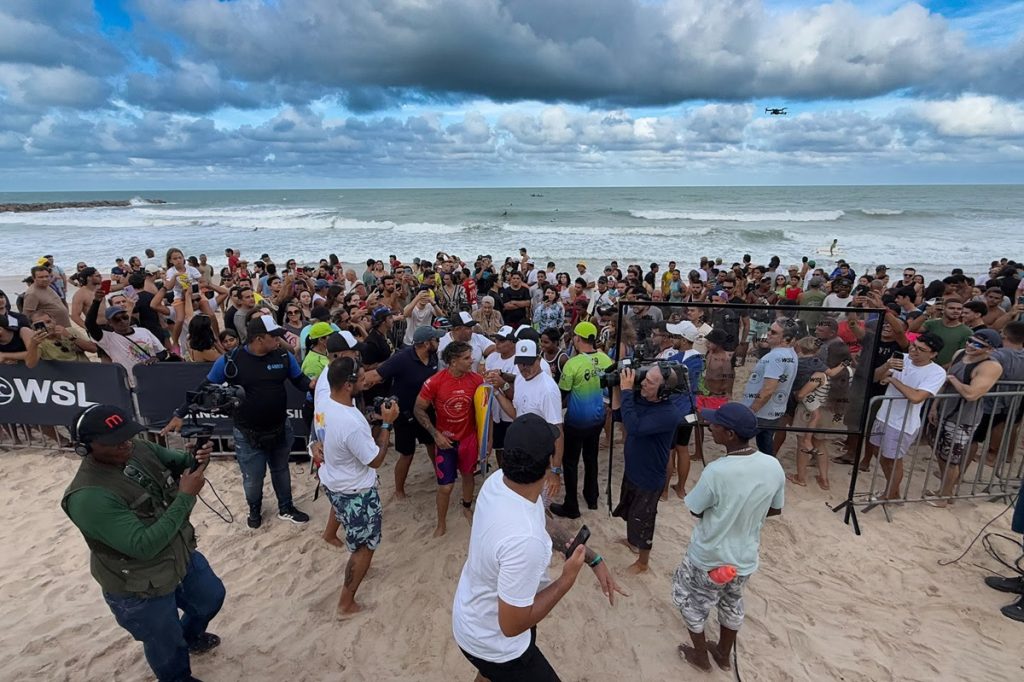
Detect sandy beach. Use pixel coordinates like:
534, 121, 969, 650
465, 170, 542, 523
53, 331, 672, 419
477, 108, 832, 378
1, 435, 1020, 682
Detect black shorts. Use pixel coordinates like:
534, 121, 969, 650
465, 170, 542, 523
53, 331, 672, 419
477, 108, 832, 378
970, 409, 1023, 443
612, 476, 661, 551
394, 413, 434, 456
460, 627, 559, 682
493, 420, 511, 450
675, 421, 693, 447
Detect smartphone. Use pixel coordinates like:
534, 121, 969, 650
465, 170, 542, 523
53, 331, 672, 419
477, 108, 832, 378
563, 524, 591, 559
122, 285, 138, 302
1018, 296, 1024, 306
191, 283, 200, 294
33, 321, 47, 332
100, 280, 112, 295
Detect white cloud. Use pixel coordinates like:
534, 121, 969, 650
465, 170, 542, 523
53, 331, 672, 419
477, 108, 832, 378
912, 94, 1024, 138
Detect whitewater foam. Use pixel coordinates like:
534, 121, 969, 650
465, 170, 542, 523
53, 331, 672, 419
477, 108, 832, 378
859, 208, 904, 216
629, 209, 845, 222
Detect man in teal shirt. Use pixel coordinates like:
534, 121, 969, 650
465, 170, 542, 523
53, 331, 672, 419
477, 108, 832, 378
673, 402, 784, 673
62, 405, 224, 682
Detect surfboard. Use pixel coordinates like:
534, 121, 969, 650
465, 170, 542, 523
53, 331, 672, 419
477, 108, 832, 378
815, 248, 844, 257
474, 384, 495, 475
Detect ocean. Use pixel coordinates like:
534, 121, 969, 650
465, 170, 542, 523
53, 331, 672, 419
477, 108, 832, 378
1, 185, 1020, 279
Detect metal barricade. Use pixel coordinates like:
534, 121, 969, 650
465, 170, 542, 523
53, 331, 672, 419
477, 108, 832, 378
848, 383, 1024, 522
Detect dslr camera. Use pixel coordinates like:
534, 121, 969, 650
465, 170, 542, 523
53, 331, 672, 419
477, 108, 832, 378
186, 384, 246, 415
365, 395, 399, 421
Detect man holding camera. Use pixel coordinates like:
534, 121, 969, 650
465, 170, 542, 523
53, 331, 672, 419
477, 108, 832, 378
164, 314, 312, 529
612, 365, 690, 575
313, 357, 399, 616
63, 404, 224, 682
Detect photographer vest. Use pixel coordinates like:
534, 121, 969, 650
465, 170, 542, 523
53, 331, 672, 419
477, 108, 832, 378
61, 441, 196, 597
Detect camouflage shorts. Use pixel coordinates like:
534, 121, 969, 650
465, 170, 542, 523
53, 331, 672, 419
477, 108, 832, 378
325, 487, 382, 552
671, 556, 749, 633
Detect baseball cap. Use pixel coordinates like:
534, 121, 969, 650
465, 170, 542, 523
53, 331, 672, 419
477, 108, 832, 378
74, 405, 145, 446
493, 325, 516, 342
666, 320, 699, 342
576, 260, 587, 267
526, 258, 535, 265
573, 321, 598, 341
807, 260, 816, 267
504, 413, 559, 456
105, 305, 129, 320
701, 402, 758, 439
144, 263, 161, 275
514, 338, 540, 365
451, 311, 475, 328
327, 329, 364, 353
809, 277, 824, 288
308, 321, 334, 340
36, 256, 50, 266
315, 278, 330, 290
247, 314, 286, 339
972, 328, 1003, 348
412, 325, 443, 344
371, 306, 394, 325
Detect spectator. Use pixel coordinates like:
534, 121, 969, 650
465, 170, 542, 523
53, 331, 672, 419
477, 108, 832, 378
23, 266, 71, 329
909, 295, 972, 367
84, 288, 166, 385
741, 320, 799, 456
186, 315, 222, 362
473, 295, 505, 336
25, 311, 97, 367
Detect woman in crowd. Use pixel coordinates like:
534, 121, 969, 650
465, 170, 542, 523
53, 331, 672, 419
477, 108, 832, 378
164, 247, 216, 350
186, 314, 223, 362
472, 295, 504, 335
539, 327, 570, 383
533, 285, 565, 332
437, 270, 468, 319
787, 336, 831, 490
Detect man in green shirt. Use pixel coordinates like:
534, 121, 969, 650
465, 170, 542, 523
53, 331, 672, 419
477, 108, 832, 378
910, 295, 973, 367
62, 405, 224, 682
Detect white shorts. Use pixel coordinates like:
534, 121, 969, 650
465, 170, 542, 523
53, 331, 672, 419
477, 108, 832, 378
869, 419, 919, 460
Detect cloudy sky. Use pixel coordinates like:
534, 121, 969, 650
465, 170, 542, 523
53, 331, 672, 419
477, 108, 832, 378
1, 0, 1022, 189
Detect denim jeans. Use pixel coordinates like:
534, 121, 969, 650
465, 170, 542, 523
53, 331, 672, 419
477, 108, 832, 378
104, 551, 225, 682
755, 417, 782, 456
561, 423, 604, 514
233, 422, 295, 510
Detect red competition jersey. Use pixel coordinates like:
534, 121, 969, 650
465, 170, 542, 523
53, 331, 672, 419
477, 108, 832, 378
418, 369, 484, 440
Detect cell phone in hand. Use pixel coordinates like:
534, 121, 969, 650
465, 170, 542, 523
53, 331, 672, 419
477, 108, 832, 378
1018, 296, 1024, 306
563, 524, 591, 559
100, 280, 112, 295
33, 321, 47, 332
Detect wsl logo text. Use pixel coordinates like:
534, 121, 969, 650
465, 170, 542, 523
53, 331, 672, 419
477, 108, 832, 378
0, 377, 95, 408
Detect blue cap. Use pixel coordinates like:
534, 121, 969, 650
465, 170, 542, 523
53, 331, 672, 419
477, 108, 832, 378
701, 402, 758, 439
315, 278, 329, 289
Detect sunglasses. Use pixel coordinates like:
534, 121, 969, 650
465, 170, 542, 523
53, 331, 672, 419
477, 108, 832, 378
967, 339, 991, 349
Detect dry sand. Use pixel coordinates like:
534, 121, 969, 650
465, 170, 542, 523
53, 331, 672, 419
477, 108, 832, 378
1, 438, 1021, 682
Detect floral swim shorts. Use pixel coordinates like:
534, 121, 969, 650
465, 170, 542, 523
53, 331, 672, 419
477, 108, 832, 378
325, 486, 383, 552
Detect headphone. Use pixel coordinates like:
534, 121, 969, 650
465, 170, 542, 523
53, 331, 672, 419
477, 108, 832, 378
71, 404, 103, 457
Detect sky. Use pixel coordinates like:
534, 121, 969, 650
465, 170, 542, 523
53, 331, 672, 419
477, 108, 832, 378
0, 0, 1022, 189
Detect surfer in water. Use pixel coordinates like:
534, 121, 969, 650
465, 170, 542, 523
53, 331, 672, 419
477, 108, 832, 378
829, 239, 838, 256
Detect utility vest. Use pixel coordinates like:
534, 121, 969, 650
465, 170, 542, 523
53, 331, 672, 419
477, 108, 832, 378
61, 441, 196, 597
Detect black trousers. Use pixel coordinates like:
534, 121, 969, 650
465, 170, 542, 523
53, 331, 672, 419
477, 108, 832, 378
561, 422, 604, 514
461, 627, 560, 682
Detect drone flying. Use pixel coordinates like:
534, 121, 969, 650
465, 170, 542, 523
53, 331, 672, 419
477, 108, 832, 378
765, 107, 788, 115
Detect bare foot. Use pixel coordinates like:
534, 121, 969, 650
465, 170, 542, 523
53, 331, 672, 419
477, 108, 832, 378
786, 473, 807, 487
858, 463, 871, 473
677, 644, 712, 673
673, 486, 686, 499
462, 505, 474, 523
660, 492, 669, 501
616, 538, 639, 555
433, 525, 446, 538
336, 602, 364, 619
815, 476, 830, 491
707, 640, 732, 671
323, 535, 345, 549
624, 561, 648, 575
393, 491, 408, 501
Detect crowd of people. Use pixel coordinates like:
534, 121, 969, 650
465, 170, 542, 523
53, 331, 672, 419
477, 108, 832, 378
4, 245, 1024, 680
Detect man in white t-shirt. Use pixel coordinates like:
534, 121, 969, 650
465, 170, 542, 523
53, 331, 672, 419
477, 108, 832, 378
84, 289, 165, 387
484, 326, 518, 465
823, 278, 853, 309
452, 414, 588, 681
491, 337, 565, 502
869, 331, 947, 500
438, 311, 495, 372
313, 357, 399, 617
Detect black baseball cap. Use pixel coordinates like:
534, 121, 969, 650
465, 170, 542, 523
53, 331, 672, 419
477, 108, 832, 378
327, 330, 365, 353
74, 405, 145, 445
504, 413, 559, 455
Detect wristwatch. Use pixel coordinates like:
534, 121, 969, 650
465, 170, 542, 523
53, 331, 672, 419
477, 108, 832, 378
501, 382, 511, 393
380, 422, 392, 431
550, 466, 563, 475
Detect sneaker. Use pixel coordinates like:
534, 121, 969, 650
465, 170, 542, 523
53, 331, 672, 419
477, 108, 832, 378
549, 503, 580, 519
246, 505, 262, 529
277, 505, 310, 524
188, 632, 221, 655
1001, 597, 1024, 623
985, 575, 1024, 595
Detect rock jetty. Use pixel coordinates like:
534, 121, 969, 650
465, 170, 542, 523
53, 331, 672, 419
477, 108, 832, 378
0, 199, 166, 213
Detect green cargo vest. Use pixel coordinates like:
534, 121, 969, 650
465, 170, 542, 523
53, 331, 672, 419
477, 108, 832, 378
61, 440, 197, 597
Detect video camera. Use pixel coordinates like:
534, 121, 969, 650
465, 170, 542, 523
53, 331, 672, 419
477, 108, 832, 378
177, 385, 246, 471
365, 395, 398, 421
599, 360, 691, 400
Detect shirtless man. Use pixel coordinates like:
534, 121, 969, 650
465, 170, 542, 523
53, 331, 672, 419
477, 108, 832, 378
695, 328, 736, 461
70, 267, 103, 329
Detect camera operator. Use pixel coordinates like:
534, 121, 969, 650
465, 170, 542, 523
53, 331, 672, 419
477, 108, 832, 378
62, 405, 223, 682
314, 357, 399, 616
163, 314, 312, 529
612, 365, 690, 575
362, 325, 442, 499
